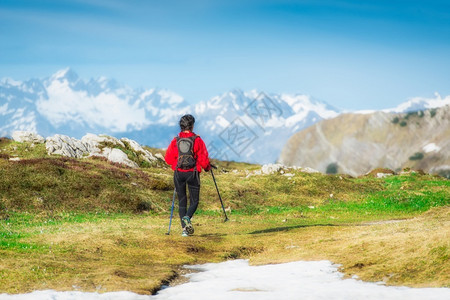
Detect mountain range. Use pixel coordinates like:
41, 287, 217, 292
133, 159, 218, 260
1, 68, 449, 165
0, 68, 340, 164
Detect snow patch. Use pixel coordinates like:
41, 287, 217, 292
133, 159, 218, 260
2, 260, 449, 300
155, 260, 450, 300
423, 143, 441, 153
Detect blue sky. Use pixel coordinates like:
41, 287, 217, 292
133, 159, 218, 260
1, 0, 450, 110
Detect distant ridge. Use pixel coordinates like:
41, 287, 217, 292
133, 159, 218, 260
279, 105, 450, 177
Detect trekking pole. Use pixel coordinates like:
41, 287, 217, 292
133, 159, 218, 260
166, 188, 176, 235
210, 165, 229, 222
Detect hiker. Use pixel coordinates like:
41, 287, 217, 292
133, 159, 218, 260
164, 114, 212, 237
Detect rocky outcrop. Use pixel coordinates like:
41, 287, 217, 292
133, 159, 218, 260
241, 163, 319, 178
45, 135, 89, 158
9, 131, 157, 168
12, 131, 45, 144
279, 105, 450, 177
103, 148, 138, 168
120, 137, 157, 164
44, 133, 157, 168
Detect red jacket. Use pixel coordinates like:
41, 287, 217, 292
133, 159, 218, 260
164, 131, 210, 173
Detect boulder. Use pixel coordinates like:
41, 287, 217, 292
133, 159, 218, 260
121, 137, 157, 162
103, 148, 138, 168
46, 134, 88, 158
45, 133, 153, 168
155, 153, 165, 161
11, 131, 45, 144
81, 133, 125, 155
261, 163, 285, 175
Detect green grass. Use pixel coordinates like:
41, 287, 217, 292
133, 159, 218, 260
0, 138, 449, 293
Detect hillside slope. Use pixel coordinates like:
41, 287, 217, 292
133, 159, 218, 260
0, 136, 449, 293
279, 105, 450, 177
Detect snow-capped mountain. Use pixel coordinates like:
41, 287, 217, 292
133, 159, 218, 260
35, 68, 189, 133
384, 92, 450, 113
0, 69, 341, 163
5, 69, 448, 164
1, 68, 189, 139
190, 89, 339, 163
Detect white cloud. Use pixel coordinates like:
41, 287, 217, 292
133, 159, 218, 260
0, 103, 9, 115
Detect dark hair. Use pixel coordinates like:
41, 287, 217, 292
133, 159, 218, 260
179, 114, 195, 131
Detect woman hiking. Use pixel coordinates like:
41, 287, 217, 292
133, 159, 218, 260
164, 114, 212, 237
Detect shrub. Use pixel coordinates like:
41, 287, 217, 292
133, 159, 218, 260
399, 120, 407, 127
326, 163, 338, 174
136, 201, 153, 212
392, 117, 400, 124
430, 109, 437, 118
149, 178, 172, 190
409, 152, 424, 161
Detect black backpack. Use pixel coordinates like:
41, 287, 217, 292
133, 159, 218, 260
176, 135, 198, 170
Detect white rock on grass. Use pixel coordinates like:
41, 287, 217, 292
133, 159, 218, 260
121, 137, 156, 162
377, 173, 393, 178
104, 148, 138, 168
300, 167, 320, 174
11, 131, 45, 144
283, 173, 295, 177
155, 153, 165, 161
45, 133, 150, 168
81, 133, 125, 155
260, 163, 319, 175
261, 163, 285, 175
46, 134, 88, 158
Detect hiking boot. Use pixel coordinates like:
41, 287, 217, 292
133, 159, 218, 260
181, 230, 189, 237
182, 216, 194, 235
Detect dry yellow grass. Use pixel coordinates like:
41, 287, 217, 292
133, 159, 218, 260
1, 207, 448, 294
249, 206, 450, 287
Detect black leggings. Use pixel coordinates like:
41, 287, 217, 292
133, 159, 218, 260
174, 171, 200, 227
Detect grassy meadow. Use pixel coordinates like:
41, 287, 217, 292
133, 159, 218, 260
0, 137, 449, 294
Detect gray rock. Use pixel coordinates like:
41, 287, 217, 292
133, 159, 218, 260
105, 148, 138, 168
300, 167, 320, 174
121, 137, 156, 162
376, 173, 393, 178
155, 153, 165, 161
81, 133, 125, 155
45, 133, 154, 168
12, 131, 45, 144
46, 134, 89, 158
261, 163, 285, 175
